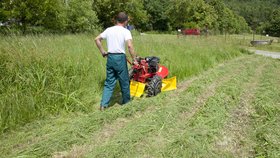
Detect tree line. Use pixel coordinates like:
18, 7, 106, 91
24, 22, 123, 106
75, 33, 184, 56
225, 0, 280, 37
0, 0, 279, 36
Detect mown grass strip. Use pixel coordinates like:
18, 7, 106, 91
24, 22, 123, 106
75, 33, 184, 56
0, 97, 160, 157
160, 56, 264, 158
49, 56, 251, 158
83, 56, 256, 157
213, 56, 267, 157
50, 56, 250, 158
251, 58, 280, 158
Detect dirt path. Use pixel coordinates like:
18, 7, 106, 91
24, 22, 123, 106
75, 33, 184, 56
254, 50, 280, 59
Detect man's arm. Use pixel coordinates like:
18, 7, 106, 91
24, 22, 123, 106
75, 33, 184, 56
95, 35, 107, 57
127, 39, 137, 62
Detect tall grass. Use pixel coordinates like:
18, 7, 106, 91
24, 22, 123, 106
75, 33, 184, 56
0, 34, 243, 133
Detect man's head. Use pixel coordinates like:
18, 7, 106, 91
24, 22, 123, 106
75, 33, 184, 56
115, 12, 128, 24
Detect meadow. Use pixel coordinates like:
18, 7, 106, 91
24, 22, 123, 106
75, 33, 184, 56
0, 34, 243, 133
0, 34, 279, 157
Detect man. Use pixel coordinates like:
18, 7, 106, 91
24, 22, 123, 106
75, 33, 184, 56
95, 12, 137, 111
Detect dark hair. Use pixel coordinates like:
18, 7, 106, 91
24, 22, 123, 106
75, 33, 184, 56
115, 12, 128, 23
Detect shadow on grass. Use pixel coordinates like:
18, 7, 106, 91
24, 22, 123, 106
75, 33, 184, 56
99, 79, 129, 108
108, 89, 122, 107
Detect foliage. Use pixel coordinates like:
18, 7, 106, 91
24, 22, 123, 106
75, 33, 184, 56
0, 0, 251, 34
66, 0, 100, 33
0, 0, 99, 33
143, 0, 171, 31
41, 0, 67, 32
0, 0, 10, 22
1, 0, 280, 34
166, 0, 248, 34
92, 0, 148, 31
206, 0, 249, 34
225, 0, 280, 36
265, 9, 280, 37
167, 0, 217, 29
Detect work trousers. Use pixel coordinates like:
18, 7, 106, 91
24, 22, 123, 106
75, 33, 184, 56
100, 53, 130, 107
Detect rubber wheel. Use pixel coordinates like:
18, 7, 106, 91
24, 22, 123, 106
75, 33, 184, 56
147, 75, 162, 97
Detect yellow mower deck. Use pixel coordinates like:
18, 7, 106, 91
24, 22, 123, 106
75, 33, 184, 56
130, 76, 177, 97
130, 80, 146, 97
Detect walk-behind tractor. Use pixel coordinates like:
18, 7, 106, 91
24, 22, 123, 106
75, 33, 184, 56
128, 56, 177, 97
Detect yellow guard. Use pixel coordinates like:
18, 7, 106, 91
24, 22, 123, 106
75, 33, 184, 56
130, 76, 177, 97
130, 80, 146, 97
162, 76, 177, 91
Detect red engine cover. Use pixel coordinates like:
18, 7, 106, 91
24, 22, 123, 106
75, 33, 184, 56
156, 65, 168, 79
131, 59, 169, 83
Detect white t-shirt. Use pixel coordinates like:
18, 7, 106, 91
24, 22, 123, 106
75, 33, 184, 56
100, 26, 132, 54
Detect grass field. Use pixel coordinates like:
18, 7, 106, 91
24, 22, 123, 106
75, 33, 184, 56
0, 34, 279, 157
0, 34, 242, 133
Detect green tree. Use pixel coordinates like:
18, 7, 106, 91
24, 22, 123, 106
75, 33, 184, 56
0, 0, 100, 33
41, 0, 67, 32
265, 9, 280, 37
0, 0, 10, 22
220, 8, 237, 33
224, 0, 280, 33
234, 14, 250, 33
66, 0, 100, 33
9, 0, 45, 32
1, 0, 67, 33
168, 0, 218, 29
207, 0, 249, 34
92, 0, 148, 31
143, 0, 171, 31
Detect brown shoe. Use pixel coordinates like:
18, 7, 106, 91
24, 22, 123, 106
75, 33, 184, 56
100, 106, 106, 111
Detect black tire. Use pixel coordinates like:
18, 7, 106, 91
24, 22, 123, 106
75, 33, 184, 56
147, 75, 162, 97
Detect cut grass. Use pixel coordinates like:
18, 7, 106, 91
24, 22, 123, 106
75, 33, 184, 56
252, 59, 280, 158
0, 55, 279, 158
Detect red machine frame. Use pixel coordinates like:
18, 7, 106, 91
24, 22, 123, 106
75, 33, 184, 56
130, 58, 168, 83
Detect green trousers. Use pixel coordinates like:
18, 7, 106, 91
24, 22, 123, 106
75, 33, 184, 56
100, 53, 130, 107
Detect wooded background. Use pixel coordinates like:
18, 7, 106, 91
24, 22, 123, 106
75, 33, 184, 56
0, 0, 279, 36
